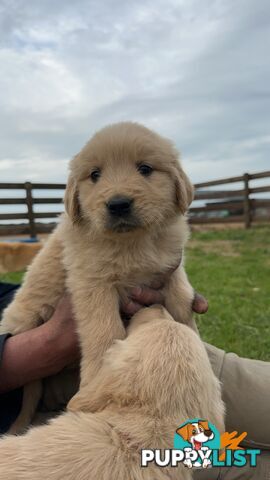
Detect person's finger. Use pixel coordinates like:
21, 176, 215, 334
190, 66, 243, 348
130, 286, 164, 306
121, 300, 142, 316
192, 292, 208, 314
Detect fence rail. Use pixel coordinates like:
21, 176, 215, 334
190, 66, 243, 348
190, 170, 270, 228
0, 170, 270, 237
0, 182, 65, 238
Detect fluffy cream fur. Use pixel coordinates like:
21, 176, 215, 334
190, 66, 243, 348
0, 307, 225, 480
0, 122, 196, 431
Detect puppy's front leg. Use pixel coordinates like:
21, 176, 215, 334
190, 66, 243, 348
68, 285, 125, 412
0, 228, 66, 433
164, 266, 198, 333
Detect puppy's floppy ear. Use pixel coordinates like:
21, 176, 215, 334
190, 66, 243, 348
174, 163, 194, 214
64, 175, 80, 223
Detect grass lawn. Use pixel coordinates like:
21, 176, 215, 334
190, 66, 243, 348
187, 225, 270, 361
0, 271, 25, 284
1, 225, 269, 360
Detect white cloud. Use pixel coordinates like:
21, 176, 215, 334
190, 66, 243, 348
0, 0, 269, 185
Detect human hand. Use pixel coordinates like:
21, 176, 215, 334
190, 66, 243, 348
120, 251, 208, 317
45, 294, 80, 369
121, 285, 208, 317
0, 294, 80, 393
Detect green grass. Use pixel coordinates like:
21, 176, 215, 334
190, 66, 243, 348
186, 225, 270, 360
0, 271, 25, 284
1, 226, 269, 360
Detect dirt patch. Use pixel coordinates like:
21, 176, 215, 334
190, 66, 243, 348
190, 223, 245, 233
188, 239, 241, 257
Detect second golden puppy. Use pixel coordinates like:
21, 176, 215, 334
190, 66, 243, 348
1, 122, 196, 431
0, 307, 225, 480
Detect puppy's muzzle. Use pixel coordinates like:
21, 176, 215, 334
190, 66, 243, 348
106, 196, 134, 217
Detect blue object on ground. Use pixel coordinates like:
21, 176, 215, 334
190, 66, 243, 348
0, 238, 39, 243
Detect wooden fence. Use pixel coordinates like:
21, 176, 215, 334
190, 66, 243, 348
0, 182, 65, 238
189, 170, 270, 227
0, 170, 270, 237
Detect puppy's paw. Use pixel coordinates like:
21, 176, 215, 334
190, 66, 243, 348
67, 392, 87, 412
68, 388, 110, 413
67, 389, 97, 413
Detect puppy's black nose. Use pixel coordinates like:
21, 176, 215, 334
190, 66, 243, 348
106, 196, 133, 216
204, 430, 213, 437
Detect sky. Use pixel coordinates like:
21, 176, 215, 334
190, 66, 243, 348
0, 0, 270, 186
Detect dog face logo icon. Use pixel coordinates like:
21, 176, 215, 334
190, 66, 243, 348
177, 420, 214, 450
174, 418, 220, 468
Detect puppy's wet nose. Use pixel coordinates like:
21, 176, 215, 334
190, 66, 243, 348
204, 430, 212, 437
107, 196, 133, 216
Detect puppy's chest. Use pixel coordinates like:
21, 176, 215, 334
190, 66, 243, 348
65, 235, 181, 288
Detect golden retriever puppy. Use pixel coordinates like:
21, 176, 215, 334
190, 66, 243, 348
0, 306, 225, 480
0, 122, 196, 432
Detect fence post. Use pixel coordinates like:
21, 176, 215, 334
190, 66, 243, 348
243, 173, 251, 229
25, 182, 37, 239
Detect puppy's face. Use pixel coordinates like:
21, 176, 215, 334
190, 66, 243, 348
65, 122, 193, 235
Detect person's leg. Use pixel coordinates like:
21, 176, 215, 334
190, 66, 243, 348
206, 343, 270, 450
194, 344, 270, 480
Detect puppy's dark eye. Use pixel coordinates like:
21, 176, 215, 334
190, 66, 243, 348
90, 168, 101, 183
137, 163, 153, 177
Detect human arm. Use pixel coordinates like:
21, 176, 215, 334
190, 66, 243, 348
0, 296, 79, 394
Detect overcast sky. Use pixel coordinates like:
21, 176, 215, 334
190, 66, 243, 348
0, 0, 269, 185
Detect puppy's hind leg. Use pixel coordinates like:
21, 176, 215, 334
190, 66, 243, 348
7, 381, 42, 435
